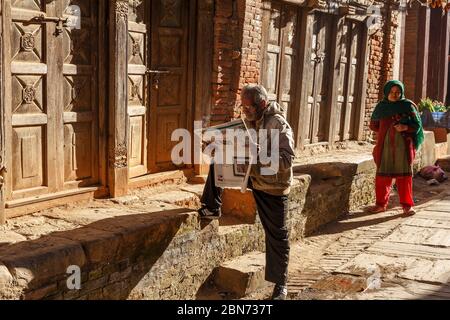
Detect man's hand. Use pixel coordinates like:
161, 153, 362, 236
394, 124, 408, 132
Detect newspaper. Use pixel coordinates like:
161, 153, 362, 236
202, 118, 254, 193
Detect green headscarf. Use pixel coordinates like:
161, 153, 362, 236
371, 80, 424, 150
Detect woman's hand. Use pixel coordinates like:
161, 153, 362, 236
394, 124, 408, 132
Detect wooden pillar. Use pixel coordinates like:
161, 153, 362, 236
0, 0, 5, 224
438, 12, 450, 103
415, 5, 430, 102
194, 0, 214, 176
108, 0, 129, 197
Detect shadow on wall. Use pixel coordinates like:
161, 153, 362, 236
0, 208, 214, 300
294, 161, 374, 236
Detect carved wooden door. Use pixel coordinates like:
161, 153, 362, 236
335, 20, 362, 141
3, 0, 102, 201
127, 0, 149, 178
61, 0, 100, 189
262, 2, 299, 120
148, 0, 190, 172
304, 12, 333, 145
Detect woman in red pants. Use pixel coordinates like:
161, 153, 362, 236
369, 80, 424, 215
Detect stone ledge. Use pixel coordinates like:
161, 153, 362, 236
0, 161, 377, 300
293, 156, 375, 180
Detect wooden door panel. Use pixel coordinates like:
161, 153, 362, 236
62, 0, 99, 187
150, 0, 189, 171
262, 2, 298, 118
306, 13, 332, 144
279, 6, 298, 120
337, 20, 362, 141
8, 0, 53, 199
12, 126, 44, 191
263, 3, 281, 102
64, 122, 92, 181
11, 0, 44, 11
128, 0, 149, 178
156, 113, 180, 164
4, 0, 104, 202
346, 22, 361, 140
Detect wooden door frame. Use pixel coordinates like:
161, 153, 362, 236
0, 0, 5, 224
108, 0, 129, 197
193, 0, 213, 176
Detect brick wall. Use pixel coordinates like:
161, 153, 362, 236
211, 0, 262, 124
403, 5, 419, 100
211, 0, 399, 143
363, 2, 399, 140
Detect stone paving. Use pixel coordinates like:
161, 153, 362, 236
244, 175, 450, 300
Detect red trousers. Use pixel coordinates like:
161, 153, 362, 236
375, 176, 414, 209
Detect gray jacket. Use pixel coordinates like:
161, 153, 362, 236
245, 102, 295, 196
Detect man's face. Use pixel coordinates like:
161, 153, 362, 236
388, 85, 402, 102
241, 94, 257, 121
241, 93, 266, 121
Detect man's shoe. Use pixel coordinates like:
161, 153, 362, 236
198, 207, 221, 220
271, 284, 287, 300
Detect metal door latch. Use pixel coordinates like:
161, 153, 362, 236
32, 14, 69, 36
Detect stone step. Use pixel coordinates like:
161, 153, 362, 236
212, 251, 269, 298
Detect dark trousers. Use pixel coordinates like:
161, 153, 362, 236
201, 164, 290, 285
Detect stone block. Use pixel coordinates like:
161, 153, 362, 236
213, 251, 268, 298
22, 283, 58, 300
222, 188, 257, 224
435, 143, 448, 163
0, 236, 86, 289
0, 231, 27, 247
54, 227, 120, 264
419, 131, 437, 167
0, 263, 13, 288
146, 191, 200, 210
89, 209, 198, 261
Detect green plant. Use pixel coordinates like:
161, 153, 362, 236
433, 100, 447, 112
418, 98, 449, 113
418, 98, 435, 112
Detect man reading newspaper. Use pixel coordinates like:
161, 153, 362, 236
199, 84, 295, 300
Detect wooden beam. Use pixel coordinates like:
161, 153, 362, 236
108, 0, 129, 197
0, 0, 5, 224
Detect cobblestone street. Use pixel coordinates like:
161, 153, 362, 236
245, 176, 450, 300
